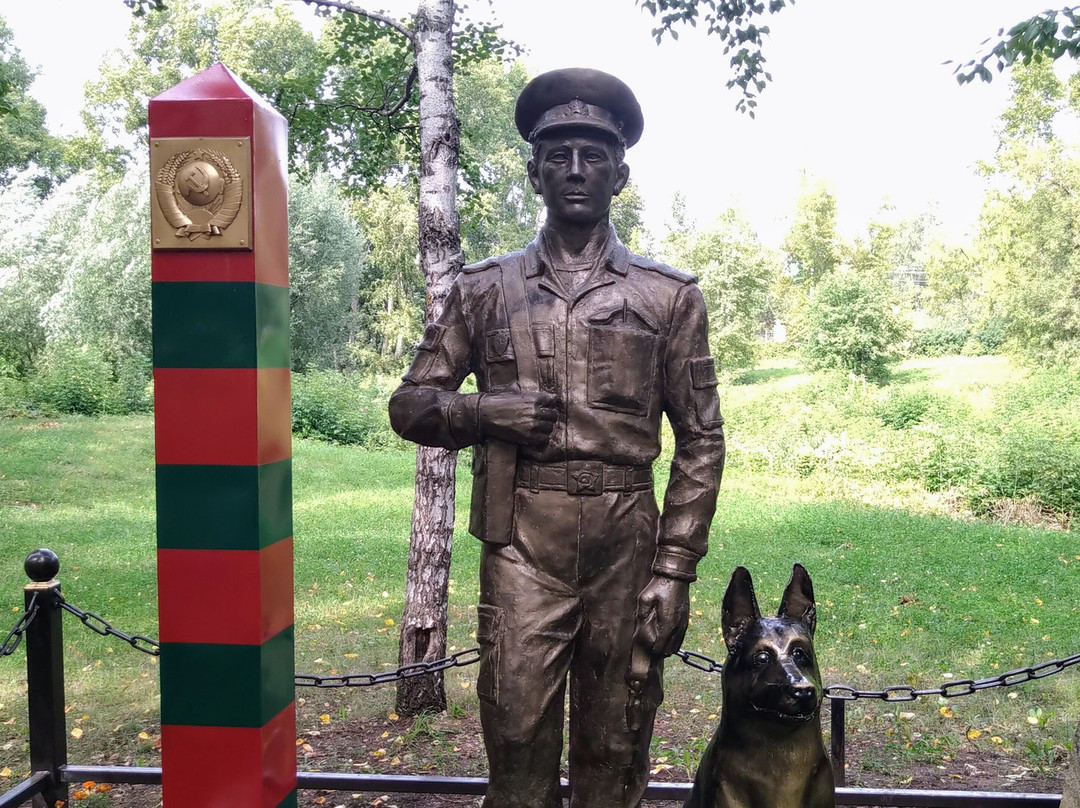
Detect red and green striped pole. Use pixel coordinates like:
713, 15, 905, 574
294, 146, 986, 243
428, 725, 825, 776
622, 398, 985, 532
149, 63, 295, 808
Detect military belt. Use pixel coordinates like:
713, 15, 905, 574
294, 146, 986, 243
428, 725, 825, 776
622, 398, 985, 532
515, 460, 653, 496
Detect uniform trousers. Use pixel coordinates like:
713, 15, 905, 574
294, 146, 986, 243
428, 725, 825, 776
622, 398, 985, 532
477, 485, 664, 808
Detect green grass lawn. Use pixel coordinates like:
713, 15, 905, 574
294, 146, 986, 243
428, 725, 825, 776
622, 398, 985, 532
1, 356, 1078, 783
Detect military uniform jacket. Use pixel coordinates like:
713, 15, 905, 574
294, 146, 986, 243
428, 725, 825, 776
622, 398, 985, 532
389, 227, 726, 581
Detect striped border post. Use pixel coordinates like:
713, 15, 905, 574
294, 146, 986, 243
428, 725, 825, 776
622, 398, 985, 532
149, 63, 295, 808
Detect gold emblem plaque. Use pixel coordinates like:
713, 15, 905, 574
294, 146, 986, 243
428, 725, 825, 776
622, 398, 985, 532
150, 137, 252, 250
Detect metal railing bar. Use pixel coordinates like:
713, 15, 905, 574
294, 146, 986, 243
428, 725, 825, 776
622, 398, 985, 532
30, 766, 1066, 807
835, 789, 1061, 807
61, 764, 164, 785
0, 772, 50, 808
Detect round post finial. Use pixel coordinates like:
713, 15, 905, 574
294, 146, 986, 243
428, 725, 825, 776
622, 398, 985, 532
25, 548, 60, 582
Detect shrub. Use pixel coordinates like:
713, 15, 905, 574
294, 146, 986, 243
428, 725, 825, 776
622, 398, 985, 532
910, 326, 968, 357
28, 342, 114, 415
973, 371, 1080, 516
974, 316, 1008, 354
292, 371, 406, 449
877, 389, 935, 429
800, 269, 909, 380
0, 357, 32, 416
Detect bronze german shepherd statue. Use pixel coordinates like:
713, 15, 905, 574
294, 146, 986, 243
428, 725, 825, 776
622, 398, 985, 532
684, 563, 835, 808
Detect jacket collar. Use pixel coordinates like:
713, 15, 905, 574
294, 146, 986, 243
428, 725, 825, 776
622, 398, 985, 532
524, 224, 631, 278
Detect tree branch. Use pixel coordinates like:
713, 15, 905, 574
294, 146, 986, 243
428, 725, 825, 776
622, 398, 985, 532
288, 65, 418, 122
298, 0, 416, 45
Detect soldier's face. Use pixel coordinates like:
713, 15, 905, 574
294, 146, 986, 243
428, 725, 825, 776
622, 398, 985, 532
528, 132, 629, 227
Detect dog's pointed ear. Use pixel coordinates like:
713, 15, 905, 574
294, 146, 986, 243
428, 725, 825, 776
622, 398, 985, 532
722, 566, 760, 649
778, 563, 817, 635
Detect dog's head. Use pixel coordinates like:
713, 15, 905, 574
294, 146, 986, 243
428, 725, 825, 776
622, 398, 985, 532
720, 563, 822, 723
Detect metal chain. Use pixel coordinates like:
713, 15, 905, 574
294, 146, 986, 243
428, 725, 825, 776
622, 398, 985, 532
673, 648, 724, 674
823, 652, 1080, 702
56, 593, 161, 656
295, 647, 481, 688
34, 588, 1080, 699
673, 647, 1080, 702
0, 593, 39, 657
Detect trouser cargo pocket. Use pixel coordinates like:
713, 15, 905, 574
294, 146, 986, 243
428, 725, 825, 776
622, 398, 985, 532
476, 603, 503, 704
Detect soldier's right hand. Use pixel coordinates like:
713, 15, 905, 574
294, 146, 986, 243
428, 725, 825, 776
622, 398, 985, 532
478, 392, 561, 446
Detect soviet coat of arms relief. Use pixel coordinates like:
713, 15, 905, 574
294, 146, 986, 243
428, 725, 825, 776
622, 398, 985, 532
150, 138, 251, 250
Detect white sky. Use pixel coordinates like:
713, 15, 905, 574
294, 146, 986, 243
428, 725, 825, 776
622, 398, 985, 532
0, 0, 1059, 248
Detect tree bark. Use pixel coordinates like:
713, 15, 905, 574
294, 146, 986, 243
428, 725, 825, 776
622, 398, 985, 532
396, 0, 462, 716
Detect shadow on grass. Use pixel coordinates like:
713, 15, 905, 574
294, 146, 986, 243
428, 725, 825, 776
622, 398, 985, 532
731, 366, 803, 386
887, 367, 932, 386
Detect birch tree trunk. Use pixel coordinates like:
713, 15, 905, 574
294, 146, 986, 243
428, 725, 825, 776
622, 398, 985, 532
396, 0, 462, 716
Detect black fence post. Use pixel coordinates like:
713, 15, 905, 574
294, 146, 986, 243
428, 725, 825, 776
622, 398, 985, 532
829, 696, 846, 788
24, 549, 68, 808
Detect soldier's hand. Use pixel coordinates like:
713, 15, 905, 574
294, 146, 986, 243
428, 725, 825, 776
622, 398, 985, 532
634, 575, 690, 658
478, 392, 561, 446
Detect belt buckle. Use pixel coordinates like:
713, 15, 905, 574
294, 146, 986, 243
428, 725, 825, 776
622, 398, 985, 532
567, 461, 603, 496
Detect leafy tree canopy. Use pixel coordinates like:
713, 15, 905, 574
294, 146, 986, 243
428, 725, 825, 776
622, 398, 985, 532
952, 6, 1080, 86
781, 177, 840, 286
637, 0, 791, 115
0, 16, 66, 192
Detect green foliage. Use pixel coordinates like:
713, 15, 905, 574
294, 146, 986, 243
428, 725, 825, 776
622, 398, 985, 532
637, 0, 793, 115
662, 203, 775, 373
0, 16, 66, 191
456, 60, 541, 259
288, 172, 366, 371
974, 371, 1080, 516
910, 326, 968, 357
80, 0, 325, 174
782, 178, 840, 286
28, 341, 115, 415
952, 6, 1080, 86
976, 62, 1080, 367
0, 172, 96, 375
351, 182, 424, 374
877, 389, 934, 430
40, 164, 153, 378
291, 370, 405, 449
800, 269, 909, 380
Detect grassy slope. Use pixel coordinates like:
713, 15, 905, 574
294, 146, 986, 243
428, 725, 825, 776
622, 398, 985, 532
0, 356, 1078, 776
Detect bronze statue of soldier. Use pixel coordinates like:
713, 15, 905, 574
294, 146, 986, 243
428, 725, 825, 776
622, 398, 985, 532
390, 67, 726, 808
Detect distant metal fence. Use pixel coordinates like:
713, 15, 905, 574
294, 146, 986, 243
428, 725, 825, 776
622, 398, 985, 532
0, 550, 1070, 808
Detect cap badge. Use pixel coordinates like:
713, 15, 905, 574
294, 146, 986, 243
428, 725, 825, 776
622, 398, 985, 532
568, 98, 587, 115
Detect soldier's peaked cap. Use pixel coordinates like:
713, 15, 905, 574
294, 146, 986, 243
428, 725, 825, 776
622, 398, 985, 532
515, 67, 644, 149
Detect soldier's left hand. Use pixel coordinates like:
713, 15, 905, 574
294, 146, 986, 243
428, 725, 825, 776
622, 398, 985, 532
634, 575, 690, 657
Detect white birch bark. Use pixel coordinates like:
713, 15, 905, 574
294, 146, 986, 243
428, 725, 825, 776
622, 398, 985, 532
395, 0, 462, 716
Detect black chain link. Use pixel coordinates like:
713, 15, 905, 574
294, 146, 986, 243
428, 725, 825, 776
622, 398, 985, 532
56, 593, 161, 656
0, 593, 39, 657
31, 590, 1080, 699
671, 647, 1080, 702
295, 647, 481, 688
673, 648, 724, 674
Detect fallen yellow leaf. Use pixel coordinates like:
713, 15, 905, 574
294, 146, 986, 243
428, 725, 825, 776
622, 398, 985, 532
0, 767, 10, 778
966, 728, 982, 739
939, 706, 955, 718
71, 727, 84, 739
319, 714, 331, 725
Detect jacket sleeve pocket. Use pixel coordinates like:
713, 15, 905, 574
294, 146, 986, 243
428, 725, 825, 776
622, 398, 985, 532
689, 356, 723, 428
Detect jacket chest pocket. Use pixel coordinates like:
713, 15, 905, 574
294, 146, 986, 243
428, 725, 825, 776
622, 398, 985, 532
483, 328, 517, 390
533, 324, 556, 393
587, 320, 658, 416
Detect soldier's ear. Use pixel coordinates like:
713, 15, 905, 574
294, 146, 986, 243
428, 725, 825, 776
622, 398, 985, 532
722, 566, 760, 649
527, 157, 541, 194
613, 161, 629, 196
